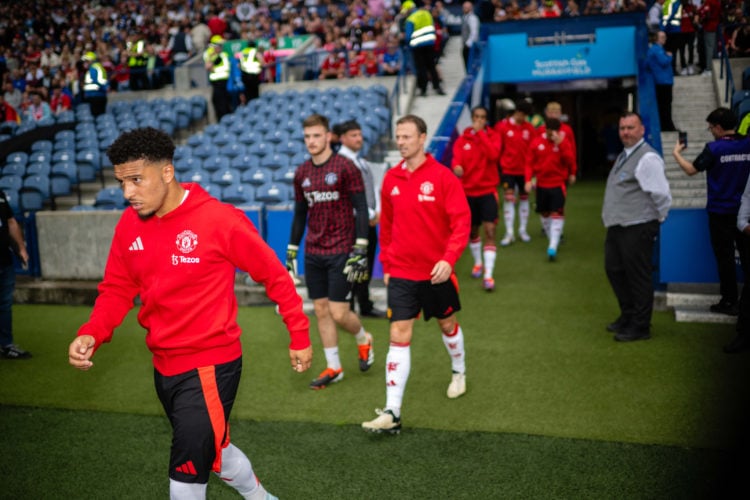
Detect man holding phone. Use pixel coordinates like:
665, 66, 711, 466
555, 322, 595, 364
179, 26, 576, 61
672, 107, 750, 328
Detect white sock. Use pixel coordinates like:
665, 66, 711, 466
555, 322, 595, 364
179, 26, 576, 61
385, 343, 411, 417
541, 216, 550, 237
354, 326, 368, 344
482, 245, 496, 279
503, 200, 515, 237
549, 216, 564, 251
469, 238, 482, 267
519, 198, 530, 233
442, 324, 466, 374
324, 346, 341, 370
217, 443, 267, 500
170, 479, 207, 500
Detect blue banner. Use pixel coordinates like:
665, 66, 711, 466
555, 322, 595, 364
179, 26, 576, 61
486, 27, 636, 83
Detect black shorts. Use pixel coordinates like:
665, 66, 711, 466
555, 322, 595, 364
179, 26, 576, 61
535, 186, 566, 214
387, 276, 461, 322
304, 253, 352, 302
155, 356, 242, 483
500, 174, 527, 195
467, 193, 499, 226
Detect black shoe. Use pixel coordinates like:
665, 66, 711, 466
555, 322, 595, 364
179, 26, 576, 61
606, 317, 629, 333
710, 300, 739, 316
0, 344, 32, 359
419, 89, 427, 97
435, 88, 446, 96
723, 335, 750, 354
614, 329, 651, 342
361, 308, 387, 319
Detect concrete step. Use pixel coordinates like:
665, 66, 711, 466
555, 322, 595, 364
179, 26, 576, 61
667, 291, 737, 324
674, 307, 737, 324
671, 197, 706, 208
667, 291, 721, 307
670, 187, 707, 198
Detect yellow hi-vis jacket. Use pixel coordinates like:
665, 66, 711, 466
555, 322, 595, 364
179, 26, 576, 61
406, 9, 437, 48
239, 47, 262, 74
204, 47, 230, 81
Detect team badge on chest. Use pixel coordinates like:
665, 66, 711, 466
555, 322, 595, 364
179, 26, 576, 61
176, 230, 198, 254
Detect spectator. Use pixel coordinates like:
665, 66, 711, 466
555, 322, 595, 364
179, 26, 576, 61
204, 35, 232, 120
678, 0, 698, 74
672, 107, 750, 318
461, 0, 480, 71
167, 21, 194, 65
380, 39, 402, 76
0, 190, 30, 360
81, 51, 108, 117
0, 93, 21, 133
24, 91, 52, 122
698, 0, 721, 75
319, 49, 346, 79
3, 81, 22, 111
563, 0, 581, 17
540, 0, 563, 17
49, 83, 72, 114
646, 31, 677, 131
401, 0, 445, 97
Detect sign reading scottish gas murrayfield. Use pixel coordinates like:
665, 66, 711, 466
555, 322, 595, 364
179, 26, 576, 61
486, 27, 636, 83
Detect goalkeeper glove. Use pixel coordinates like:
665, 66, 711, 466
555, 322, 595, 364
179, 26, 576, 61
343, 239, 369, 283
286, 244, 300, 285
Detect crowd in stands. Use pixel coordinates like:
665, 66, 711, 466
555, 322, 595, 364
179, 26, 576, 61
0, 0, 748, 131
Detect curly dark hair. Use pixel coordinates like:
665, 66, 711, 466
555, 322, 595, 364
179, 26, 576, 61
106, 127, 175, 166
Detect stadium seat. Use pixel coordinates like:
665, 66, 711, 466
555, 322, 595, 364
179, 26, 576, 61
201, 182, 222, 199
203, 123, 226, 137
55, 139, 77, 152
50, 171, 73, 197
94, 187, 127, 209
192, 142, 218, 160
276, 140, 303, 156
70, 204, 97, 211
173, 145, 192, 162
55, 130, 75, 142
31, 140, 53, 153
221, 184, 254, 205
52, 150, 75, 164
2, 163, 25, 178
51, 161, 78, 184
210, 168, 241, 186
6, 152, 28, 168
247, 142, 272, 157
0, 174, 23, 193
230, 153, 260, 172
2, 188, 20, 213
174, 156, 203, 173
241, 166, 272, 186
26, 161, 51, 177
255, 182, 289, 204
272, 165, 296, 185
731, 90, 750, 113
220, 142, 246, 159
237, 130, 263, 145
289, 152, 309, 166
20, 175, 51, 211
203, 156, 230, 173
261, 153, 290, 170
187, 133, 209, 148
184, 169, 208, 184
212, 131, 237, 146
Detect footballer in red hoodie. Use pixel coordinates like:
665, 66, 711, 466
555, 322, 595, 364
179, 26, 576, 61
68, 127, 311, 500
362, 115, 471, 435
451, 105, 501, 290
524, 118, 577, 261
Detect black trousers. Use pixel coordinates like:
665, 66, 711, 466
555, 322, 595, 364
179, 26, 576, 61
412, 44, 440, 93
708, 212, 750, 305
350, 224, 378, 314
655, 84, 676, 131
605, 221, 660, 333
211, 80, 232, 120
241, 72, 260, 103
737, 232, 750, 336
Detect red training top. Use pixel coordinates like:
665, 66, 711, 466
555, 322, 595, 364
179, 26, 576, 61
451, 125, 501, 197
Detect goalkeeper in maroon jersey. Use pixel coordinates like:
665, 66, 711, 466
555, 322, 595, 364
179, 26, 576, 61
287, 113, 375, 390
524, 118, 577, 261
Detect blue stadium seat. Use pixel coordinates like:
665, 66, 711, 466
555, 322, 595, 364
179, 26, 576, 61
50, 171, 73, 197
201, 182, 222, 199
241, 167, 272, 186
174, 156, 203, 173
220, 142, 246, 159
289, 152, 309, 166
187, 133, 209, 148
2, 163, 25, 178
26, 161, 51, 177
210, 168, 241, 186
184, 169, 208, 184
731, 90, 750, 113
203, 123, 226, 137
262, 129, 289, 145
52, 150, 75, 164
31, 140, 53, 153
20, 175, 51, 211
230, 153, 260, 172
255, 182, 289, 204
6, 152, 28, 168
276, 140, 303, 156
212, 131, 237, 146
261, 153, 290, 170
54, 130, 76, 142
192, 142, 219, 160
94, 187, 127, 209
203, 156, 230, 173
237, 130, 263, 145
2, 188, 20, 213
55, 139, 76, 152
247, 142, 272, 157
0, 175, 23, 193
221, 184, 254, 205
51, 161, 78, 184
272, 165, 296, 185
174, 144, 193, 161
76, 149, 101, 169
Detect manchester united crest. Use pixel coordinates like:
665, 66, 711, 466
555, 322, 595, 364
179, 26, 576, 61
175, 230, 198, 254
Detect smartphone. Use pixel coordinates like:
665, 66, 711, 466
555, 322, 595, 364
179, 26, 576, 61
678, 131, 688, 148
